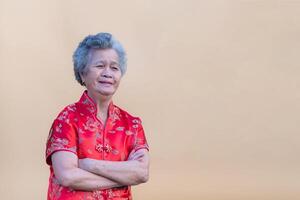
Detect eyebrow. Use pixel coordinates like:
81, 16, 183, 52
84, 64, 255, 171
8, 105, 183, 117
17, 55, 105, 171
90, 60, 119, 66
91, 61, 104, 65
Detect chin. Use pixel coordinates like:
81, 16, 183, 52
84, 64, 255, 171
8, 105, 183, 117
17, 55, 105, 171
97, 89, 116, 96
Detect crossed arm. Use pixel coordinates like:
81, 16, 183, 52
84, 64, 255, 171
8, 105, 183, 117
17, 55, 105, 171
51, 149, 149, 191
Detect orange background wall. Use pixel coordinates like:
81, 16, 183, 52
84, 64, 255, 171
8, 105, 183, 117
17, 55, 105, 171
0, 0, 299, 199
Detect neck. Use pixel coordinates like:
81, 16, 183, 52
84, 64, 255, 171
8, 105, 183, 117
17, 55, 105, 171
87, 90, 112, 120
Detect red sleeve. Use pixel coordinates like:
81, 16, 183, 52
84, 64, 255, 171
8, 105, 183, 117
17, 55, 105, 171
45, 110, 77, 165
133, 118, 149, 152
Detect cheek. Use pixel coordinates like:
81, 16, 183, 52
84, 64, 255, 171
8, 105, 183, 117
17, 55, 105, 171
84, 71, 98, 83
114, 75, 122, 86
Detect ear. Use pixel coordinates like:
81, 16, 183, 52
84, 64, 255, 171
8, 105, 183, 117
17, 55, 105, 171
80, 72, 86, 84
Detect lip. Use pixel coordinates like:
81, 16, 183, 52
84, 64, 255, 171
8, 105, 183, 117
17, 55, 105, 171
98, 81, 113, 85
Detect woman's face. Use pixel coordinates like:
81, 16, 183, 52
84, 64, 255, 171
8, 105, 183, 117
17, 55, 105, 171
81, 48, 122, 97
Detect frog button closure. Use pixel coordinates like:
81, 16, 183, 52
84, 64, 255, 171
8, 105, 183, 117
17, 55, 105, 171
95, 143, 104, 152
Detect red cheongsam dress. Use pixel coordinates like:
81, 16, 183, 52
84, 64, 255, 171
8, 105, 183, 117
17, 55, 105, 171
45, 90, 149, 200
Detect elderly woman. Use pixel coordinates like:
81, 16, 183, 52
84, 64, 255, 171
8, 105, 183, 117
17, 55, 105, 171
45, 33, 150, 200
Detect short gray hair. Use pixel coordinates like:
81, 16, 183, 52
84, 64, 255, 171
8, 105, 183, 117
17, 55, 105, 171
73, 32, 127, 86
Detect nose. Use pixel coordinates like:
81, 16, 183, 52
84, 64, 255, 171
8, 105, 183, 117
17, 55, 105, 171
101, 66, 113, 78
102, 73, 112, 78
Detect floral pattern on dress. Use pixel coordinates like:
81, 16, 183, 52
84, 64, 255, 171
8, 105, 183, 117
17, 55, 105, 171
46, 90, 149, 200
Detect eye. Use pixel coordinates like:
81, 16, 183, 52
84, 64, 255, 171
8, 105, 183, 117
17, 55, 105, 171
111, 64, 120, 71
96, 64, 105, 68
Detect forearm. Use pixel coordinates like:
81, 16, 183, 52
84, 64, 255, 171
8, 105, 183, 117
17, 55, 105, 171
51, 151, 124, 191
78, 149, 150, 186
87, 160, 148, 186
60, 167, 123, 191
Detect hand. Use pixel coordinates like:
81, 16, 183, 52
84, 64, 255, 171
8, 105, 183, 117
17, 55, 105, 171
78, 158, 96, 172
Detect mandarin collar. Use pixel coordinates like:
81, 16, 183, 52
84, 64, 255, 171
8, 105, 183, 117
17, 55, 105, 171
78, 90, 115, 117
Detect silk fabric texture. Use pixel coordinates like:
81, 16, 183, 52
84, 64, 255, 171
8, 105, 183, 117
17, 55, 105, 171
46, 91, 149, 200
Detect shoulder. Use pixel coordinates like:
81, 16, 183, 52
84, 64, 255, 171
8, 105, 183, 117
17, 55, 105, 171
113, 104, 143, 125
53, 103, 78, 123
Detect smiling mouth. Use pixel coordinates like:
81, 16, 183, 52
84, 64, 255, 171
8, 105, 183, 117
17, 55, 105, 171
99, 81, 113, 85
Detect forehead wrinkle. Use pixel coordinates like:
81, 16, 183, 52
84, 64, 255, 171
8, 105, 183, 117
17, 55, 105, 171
89, 59, 119, 66
87, 49, 119, 66
90, 60, 105, 65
